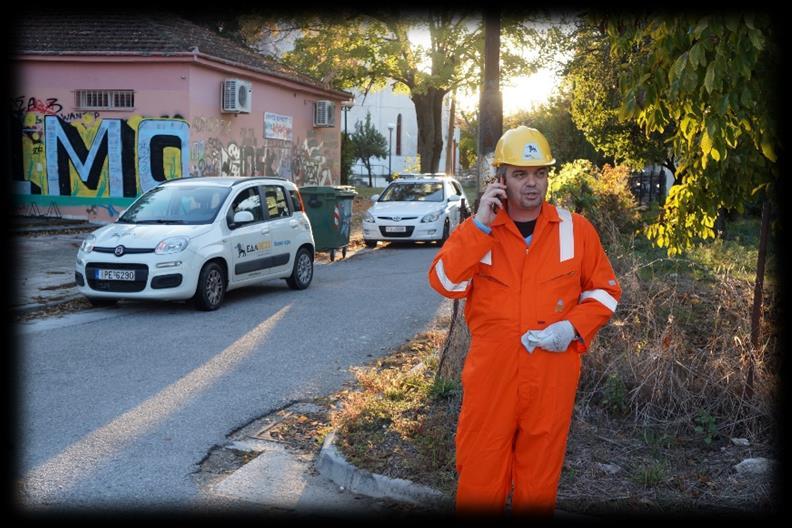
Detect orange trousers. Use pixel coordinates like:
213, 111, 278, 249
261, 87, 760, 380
454, 337, 581, 517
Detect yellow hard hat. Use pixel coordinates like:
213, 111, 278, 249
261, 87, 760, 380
492, 126, 556, 167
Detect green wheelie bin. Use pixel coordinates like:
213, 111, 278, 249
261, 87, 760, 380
299, 185, 357, 261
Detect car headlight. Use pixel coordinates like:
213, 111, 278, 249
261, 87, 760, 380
155, 236, 189, 255
363, 211, 376, 223
80, 234, 96, 253
421, 210, 444, 223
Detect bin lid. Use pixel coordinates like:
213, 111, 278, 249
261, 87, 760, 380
299, 185, 334, 192
334, 185, 357, 198
300, 185, 357, 198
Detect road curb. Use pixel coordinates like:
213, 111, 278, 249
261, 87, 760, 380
316, 430, 451, 510
13, 291, 84, 316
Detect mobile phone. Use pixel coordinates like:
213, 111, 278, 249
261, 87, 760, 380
491, 174, 508, 213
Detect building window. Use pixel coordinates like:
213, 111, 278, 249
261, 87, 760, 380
396, 113, 402, 156
76, 90, 135, 110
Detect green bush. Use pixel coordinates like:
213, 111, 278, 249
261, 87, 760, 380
547, 160, 640, 249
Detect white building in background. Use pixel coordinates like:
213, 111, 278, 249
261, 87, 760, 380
344, 82, 460, 186
249, 28, 460, 186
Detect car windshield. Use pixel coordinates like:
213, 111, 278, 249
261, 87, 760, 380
118, 185, 231, 225
379, 182, 444, 202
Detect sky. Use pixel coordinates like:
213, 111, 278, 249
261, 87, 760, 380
407, 21, 568, 116
456, 68, 561, 116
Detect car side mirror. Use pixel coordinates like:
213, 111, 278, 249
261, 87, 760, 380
233, 211, 255, 224
447, 195, 462, 202
371, 194, 380, 202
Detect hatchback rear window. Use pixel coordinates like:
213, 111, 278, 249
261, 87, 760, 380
379, 183, 444, 202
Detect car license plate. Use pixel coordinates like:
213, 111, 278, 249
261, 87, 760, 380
385, 226, 407, 233
96, 269, 136, 281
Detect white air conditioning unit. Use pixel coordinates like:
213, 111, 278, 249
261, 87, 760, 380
221, 79, 252, 113
314, 100, 335, 127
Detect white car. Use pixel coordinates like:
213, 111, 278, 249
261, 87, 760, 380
75, 176, 315, 311
362, 174, 471, 247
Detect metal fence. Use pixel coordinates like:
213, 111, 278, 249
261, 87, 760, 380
349, 164, 391, 187
628, 166, 668, 206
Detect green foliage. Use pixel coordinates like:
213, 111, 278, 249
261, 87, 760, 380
458, 133, 477, 170
547, 160, 640, 238
279, 14, 558, 173
547, 159, 599, 213
642, 428, 673, 453
563, 22, 671, 168
350, 112, 388, 183
633, 460, 667, 488
340, 132, 356, 185
602, 373, 628, 416
601, 14, 779, 256
693, 410, 719, 446
506, 90, 610, 167
428, 377, 461, 401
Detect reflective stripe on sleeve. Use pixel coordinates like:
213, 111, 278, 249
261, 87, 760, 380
480, 250, 492, 265
434, 259, 471, 293
557, 207, 574, 262
579, 289, 618, 312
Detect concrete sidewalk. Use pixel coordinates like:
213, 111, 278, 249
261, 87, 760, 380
12, 219, 95, 314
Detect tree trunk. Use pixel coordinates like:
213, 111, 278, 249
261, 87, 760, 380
747, 196, 771, 401
437, 298, 471, 382
445, 91, 456, 175
436, 14, 501, 384
476, 12, 503, 208
412, 87, 447, 173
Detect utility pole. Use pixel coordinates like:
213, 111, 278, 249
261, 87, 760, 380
437, 11, 502, 383
476, 11, 503, 210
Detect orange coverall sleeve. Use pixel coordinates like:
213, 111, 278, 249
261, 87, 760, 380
428, 216, 496, 299
566, 216, 622, 353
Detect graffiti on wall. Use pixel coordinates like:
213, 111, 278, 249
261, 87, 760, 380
11, 98, 189, 197
190, 124, 293, 180
11, 98, 341, 207
292, 129, 338, 186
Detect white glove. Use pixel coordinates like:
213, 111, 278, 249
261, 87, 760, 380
522, 320, 577, 353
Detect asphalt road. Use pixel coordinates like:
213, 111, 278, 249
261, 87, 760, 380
15, 243, 450, 509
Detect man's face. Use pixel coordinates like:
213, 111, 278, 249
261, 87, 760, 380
503, 164, 549, 212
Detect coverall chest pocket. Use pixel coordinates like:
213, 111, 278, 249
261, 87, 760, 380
470, 264, 515, 322
537, 268, 579, 323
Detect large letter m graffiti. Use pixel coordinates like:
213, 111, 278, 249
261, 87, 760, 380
43, 116, 190, 197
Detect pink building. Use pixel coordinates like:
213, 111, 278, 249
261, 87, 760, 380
11, 13, 351, 223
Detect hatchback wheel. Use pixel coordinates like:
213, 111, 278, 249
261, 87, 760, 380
194, 261, 225, 311
286, 247, 313, 290
364, 239, 378, 248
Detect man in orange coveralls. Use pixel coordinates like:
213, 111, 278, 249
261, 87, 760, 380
428, 126, 621, 516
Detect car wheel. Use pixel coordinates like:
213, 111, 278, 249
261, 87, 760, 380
438, 219, 450, 245
364, 239, 377, 248
286, 247, 313, 290
87, 297, 118, 307
193, 261, 225, 311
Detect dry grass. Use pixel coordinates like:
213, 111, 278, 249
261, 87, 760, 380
580, 217, 779, 445
330, 323, 462, 495
328, 182, 779, 513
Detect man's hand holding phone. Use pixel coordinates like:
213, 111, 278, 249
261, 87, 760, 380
476, 180, 508, 226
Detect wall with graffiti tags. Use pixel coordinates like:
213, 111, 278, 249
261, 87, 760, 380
11, 59, 345, 222
187, 65, 342, 188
